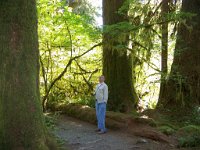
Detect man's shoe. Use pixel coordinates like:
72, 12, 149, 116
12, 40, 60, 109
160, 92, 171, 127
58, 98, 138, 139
95, 129, 101, 132
98, 131, 106, 134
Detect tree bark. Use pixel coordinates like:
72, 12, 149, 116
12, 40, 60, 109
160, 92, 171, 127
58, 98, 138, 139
0, 0, 50, 149
159, 0, 200, 108
103, 0, 139, 112
158, 0, 170, 106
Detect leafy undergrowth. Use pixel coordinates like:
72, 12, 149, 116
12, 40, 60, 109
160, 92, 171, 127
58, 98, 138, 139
143, 107, 200, 148
177, 125, 200, 148
158, 125, 176, 135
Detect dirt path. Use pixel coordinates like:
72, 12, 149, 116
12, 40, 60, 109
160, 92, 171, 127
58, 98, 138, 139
53, 115, 182, 150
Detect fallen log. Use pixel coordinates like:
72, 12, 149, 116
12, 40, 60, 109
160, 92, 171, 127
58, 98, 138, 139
48, 103, 174, 144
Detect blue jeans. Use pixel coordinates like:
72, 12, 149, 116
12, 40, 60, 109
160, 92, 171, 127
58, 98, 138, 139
95, 102, 107, 132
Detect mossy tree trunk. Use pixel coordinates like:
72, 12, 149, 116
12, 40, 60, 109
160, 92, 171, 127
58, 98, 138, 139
0, 0, 50, 149
158, 0, 200, 108
158, 0, 170, 106
103, 0, 139, 112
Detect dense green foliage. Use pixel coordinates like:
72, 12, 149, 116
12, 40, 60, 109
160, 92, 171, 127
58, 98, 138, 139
36, 0, 198, 111
38, 0, 101, 109
37, 0, 184, 110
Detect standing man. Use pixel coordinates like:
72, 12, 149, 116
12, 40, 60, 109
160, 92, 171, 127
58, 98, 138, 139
95, 75, 108, 134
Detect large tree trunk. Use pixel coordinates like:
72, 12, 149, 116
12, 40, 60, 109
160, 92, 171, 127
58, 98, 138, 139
159, 0, 200, 108
0, 0, 50, 149
158, 0, 170, 106
103, 0, 139, 112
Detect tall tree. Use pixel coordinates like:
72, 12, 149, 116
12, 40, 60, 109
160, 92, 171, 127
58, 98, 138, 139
158, 0, 170, 105
159, 0, 200, 108
103, 0, 139, 112
0, 0, 52, 149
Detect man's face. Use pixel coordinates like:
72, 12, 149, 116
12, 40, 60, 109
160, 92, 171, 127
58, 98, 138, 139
99, 76, 105, 83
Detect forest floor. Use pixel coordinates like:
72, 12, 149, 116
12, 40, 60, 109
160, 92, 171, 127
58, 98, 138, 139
52, 115, 196, 150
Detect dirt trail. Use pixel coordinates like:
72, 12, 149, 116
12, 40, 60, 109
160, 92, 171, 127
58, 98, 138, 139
53, 115, 184, 150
